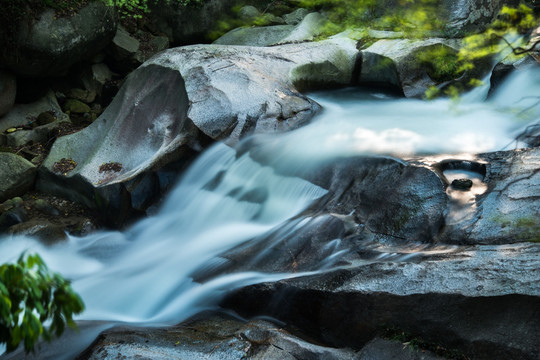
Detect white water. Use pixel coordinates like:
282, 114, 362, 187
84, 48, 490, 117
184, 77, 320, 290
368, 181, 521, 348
0, 67, 539, 358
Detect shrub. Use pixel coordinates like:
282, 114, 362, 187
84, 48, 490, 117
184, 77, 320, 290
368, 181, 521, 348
0, 253, 84, 353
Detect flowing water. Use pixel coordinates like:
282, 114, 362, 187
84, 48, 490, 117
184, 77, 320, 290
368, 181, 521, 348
0, 67, 539, 359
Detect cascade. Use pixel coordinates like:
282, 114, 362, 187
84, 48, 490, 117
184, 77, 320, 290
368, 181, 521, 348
0, 67, 539, 359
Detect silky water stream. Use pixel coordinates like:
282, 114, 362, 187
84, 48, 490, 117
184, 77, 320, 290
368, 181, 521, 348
1, 68, 539, 359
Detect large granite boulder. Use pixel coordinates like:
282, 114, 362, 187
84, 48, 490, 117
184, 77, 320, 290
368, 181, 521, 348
0, 1, 117, 77
37, 39, 359, 225
359, 38, 462, 98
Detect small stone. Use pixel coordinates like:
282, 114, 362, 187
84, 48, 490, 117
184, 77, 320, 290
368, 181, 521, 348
34, 199, 60, 216
64, 99, 91, 114
36, 111, 56, 126
238, 5, 260, 20
11, 197, 24, 207
451, 178, 473, 190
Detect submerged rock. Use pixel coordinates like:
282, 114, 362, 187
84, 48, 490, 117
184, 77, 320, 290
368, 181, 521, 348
38, 39, 359, 224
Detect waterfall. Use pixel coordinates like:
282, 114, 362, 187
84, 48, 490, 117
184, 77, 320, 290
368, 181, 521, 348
0, 67, 539, 359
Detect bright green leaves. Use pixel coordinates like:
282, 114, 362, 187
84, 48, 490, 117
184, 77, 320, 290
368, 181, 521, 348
458, 5, 539, 73
0, 253, 84, 353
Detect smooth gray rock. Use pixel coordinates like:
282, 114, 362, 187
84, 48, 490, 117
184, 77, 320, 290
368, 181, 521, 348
360, 38, 461, 97
440, 148, 540, 244
213, 25, 296, 46
0, 70, 16, 117
283, 8, 311, 25
224, 243, 540, 360
38, 39, 358, 224
214, 12, 325, 46
238, 5, 260, 20
81, 63, 116, 96
0, 153, 36, 203
77, 314, 359, 360
0, 1, 117, 77
109, 26, 140, 61
0, 91, 70, 147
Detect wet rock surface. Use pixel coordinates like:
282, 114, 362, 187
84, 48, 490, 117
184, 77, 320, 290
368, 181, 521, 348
223, 243, 540, 360
76, 313, 444, 360
440, 147, 540, 244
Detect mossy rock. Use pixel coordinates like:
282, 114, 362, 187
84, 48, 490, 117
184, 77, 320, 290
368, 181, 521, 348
63, 99, 90, 114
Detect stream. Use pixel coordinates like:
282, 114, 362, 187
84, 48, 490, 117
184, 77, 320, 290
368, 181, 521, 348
0, 67, 539, 359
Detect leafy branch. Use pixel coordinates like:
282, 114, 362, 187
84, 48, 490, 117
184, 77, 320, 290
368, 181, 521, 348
0, 253, 84, 353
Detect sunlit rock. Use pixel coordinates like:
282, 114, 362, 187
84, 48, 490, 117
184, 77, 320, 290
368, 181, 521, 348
359, 38, 462, 97
440, 147, 540, 244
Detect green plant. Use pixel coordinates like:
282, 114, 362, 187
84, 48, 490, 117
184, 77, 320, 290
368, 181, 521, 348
0, 253, 84, 353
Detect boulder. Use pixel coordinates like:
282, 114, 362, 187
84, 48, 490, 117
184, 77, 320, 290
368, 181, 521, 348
38, 39, 359, 224
0, 91, 70, 147
283, 8, 311, 25
359, 38, 462, 97
0, 153, 37, 202
439, 148, 540, 244
214, 12, 325, 46
223, 243, 540, 360
440, 0, 520, 36
0, 1, 117, 77
77, 314, 360, 360
0, 70, 16, 117
80, 63, 116, 96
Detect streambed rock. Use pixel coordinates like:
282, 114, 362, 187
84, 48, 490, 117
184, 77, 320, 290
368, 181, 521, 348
38, 39, 359, 225
223, 243, 540, 360
77, 314, 360, 360
439, 147, 540, 244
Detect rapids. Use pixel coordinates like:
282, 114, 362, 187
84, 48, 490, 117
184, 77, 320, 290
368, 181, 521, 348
0, 67, 539, 359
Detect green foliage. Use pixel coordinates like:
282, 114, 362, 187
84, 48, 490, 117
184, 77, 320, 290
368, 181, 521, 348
458, 4, 539, 72
102, 0, 202, 18
299, 0, 442, 37
0, 254, 84, 353
415, 45, 464, 83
